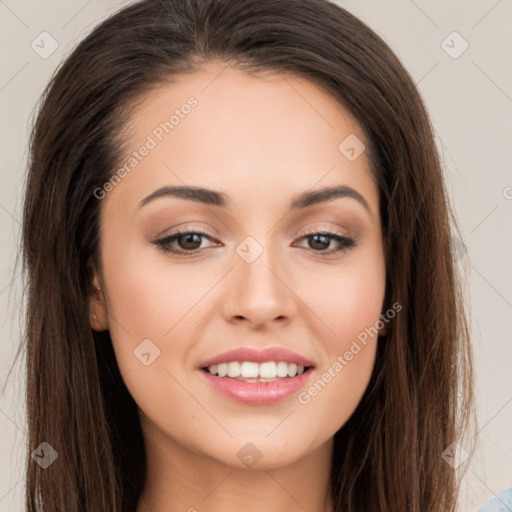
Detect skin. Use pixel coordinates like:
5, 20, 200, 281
89, 62, 386, 512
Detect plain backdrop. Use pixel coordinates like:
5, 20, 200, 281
0, 1, 511, 510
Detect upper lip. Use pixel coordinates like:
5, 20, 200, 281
199, 347, 315, 369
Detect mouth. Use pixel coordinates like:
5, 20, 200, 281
198, 347, 315, 405
201, 361, 314, 382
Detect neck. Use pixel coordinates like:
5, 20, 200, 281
135, 416, 334, 512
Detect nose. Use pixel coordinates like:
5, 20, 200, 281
222, 245, 297, 329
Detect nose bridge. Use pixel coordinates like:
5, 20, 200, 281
223, 234, 296, 326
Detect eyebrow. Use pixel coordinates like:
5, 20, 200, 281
138, 184, 373, 218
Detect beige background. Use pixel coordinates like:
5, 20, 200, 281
1, 1, 511, 510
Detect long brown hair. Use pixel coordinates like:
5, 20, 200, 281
18, 0, 475, 510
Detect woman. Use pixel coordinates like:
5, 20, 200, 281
21, 0, 475, 510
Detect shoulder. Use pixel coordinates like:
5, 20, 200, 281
477, 487, 512, 512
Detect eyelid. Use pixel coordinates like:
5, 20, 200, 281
153, 223, 217, 239
294, 223, 351, 239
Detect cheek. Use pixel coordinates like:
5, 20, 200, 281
297, 270, 382, 429
293, 254, 384, 425
296, 340, 378, 442
102, 239, 216, 342
300, 252, 385, 350
99, 239, 227, 406
100, 244, 206, 425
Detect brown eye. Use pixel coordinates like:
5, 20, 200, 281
308, 233, 331, 250
295, 232, 356, 255
175, 232, 203, 250
152, 230, 218, 255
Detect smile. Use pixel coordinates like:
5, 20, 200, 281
205, 361, 308, 380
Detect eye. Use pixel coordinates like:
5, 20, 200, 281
294, 230, 356, 255
152, 229, 219, 255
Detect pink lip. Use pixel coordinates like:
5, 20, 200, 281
200, 367, 314, 405
198, 346, 315, 405
199, 347, 315, 368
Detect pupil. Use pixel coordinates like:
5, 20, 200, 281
179, 233, 201, 250
310, 234, 330, 250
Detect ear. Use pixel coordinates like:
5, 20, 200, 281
89, 273, 109, 331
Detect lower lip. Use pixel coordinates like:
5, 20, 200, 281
199, 368, 314, 405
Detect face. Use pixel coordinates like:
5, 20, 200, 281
90, 63, 386, 470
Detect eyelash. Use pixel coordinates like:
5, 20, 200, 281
152, 228, 356, 257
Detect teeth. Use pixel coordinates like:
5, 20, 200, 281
205, 361, 308, 379
217, 363, 228, 377
227, 361, 240, 377
276, 361, 288, 377
260, 361, 276, 378
240, 361, 259, 378
287, 363, 297, 376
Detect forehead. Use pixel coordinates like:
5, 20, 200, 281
104, 63, 378, 215
128, 63, 361, 146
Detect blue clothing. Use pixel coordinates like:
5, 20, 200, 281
477, 487, 512, 512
